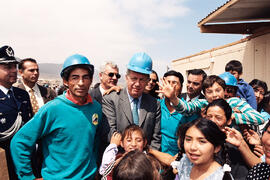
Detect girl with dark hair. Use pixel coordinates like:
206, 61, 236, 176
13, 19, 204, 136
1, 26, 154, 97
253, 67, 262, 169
249, 79, 270, 132
258, 91, 270, 133
249, 79, 268, 110
174, 118, 233, 180
144, 70, 160, 99
99, 125, 148, 180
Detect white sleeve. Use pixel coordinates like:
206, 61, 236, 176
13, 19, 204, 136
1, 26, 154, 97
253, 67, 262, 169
99, 143, 118, 175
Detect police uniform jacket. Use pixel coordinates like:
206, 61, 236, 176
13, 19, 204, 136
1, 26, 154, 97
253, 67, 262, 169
0, 87, 33, 139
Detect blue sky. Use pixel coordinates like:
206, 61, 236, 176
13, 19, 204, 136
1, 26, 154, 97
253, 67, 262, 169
1, 0, 243, 77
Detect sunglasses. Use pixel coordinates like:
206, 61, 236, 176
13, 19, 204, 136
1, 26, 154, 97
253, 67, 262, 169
104, 72, 121, 79
150, 79, 157, 83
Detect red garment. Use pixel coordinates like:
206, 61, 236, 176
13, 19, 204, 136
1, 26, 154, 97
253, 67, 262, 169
65, 90, 92, 105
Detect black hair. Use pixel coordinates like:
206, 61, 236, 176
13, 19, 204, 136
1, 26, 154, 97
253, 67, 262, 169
149, 70, 160, 99
250, 79, 268, 111
179, 118, 226, 151
205, 99, 232, 121
112, 150, 155, 180
249, 79, 268, 94
263, 120, 270, 135
61, 64, 94, 81
187, 69, 207, 81
178, 118, 232, 180
18, 58, 37, 70
202, 75, 226, 94
163, 70, 184, 85
261, 91, 270, 114
225, 60, 243, 74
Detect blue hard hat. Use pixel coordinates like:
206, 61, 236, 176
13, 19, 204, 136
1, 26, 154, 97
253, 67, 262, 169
60, 54, 94, 77
219, 72, 237, 87
127, 52, 152, 74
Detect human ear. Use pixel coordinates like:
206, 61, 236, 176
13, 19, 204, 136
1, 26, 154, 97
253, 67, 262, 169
144, 139, 148, 147
63, 79, 68, 87
227, 118, 232, 126
214, 145, 221, 154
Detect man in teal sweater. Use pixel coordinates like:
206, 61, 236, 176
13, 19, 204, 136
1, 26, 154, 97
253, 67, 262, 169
10, 54, 103, 180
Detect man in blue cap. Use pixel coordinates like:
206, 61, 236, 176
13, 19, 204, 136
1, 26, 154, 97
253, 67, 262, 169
11, 54, 103, 180
102, 52, 161, 150
0, 45, 33, 179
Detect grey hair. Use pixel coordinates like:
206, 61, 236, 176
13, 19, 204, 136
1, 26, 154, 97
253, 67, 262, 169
100, 61, 119, 73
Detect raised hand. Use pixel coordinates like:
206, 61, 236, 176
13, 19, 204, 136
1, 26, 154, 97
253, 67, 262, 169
224, 127, 243, 147
243, 128, 261, 146
156, 78, 179, 105
110, 132, 122, 146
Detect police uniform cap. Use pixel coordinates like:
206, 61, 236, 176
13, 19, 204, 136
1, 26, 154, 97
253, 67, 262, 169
0, 46, 19, 64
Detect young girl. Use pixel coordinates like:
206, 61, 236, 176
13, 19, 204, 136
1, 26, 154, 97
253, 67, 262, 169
99, 124, 148, 179
175, 118, 233, 180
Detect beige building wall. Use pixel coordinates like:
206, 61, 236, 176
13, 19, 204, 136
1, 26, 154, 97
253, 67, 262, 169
172, 33, 270, 92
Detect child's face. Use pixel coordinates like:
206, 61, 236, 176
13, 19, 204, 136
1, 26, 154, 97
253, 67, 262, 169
229, 70, 240, 81
121, 131, 146, 152
253, 86, 265, 104
184, 126, 220, 166
204, 82, 225, 103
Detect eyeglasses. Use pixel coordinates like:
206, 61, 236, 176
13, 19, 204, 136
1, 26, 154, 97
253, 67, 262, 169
104, 72, 121, 79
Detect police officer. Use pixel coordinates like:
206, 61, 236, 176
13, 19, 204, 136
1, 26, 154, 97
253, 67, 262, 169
0, 45, 32, 179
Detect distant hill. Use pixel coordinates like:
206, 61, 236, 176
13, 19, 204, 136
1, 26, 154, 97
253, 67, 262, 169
38, 63, 101, 84
39, 63, 62, 79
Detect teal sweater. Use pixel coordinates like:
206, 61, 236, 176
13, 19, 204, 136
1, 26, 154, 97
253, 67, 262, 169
10, 94, 102, 180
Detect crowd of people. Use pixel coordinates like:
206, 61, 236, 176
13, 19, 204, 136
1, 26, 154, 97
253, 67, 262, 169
0, 45, 269, 180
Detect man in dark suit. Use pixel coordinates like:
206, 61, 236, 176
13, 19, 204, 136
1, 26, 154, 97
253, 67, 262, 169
17, 58, 56, 114
0, 46, 32, 179
90, 61, 121, 104
102, 52, 161, 150
180, 69, 207, 101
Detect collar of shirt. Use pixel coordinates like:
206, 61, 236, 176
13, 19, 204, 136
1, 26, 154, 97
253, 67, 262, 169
65, 89, 93, 105
99, 84, 106, 95
126, 89, 142, 109
186, 94, 200, 102
23, 83, 45, 107
23, 83, 39, 93
0, 85, 12, 95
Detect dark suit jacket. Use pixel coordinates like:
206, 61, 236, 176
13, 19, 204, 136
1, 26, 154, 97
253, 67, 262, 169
180, 92, 205, 101
89, 83, 102, 104
16, 83, 56, 104
102, 88, 161, 150
0, 87, 32, 180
